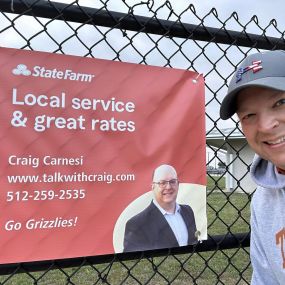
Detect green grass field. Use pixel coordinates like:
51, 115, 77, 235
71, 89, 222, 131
0, 177, 252, 284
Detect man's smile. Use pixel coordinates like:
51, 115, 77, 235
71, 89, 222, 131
264, 135, 285, 146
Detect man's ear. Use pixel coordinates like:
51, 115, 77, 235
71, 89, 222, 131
151, 183, 155, 191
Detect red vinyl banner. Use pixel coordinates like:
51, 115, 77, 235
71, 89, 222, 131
0, 47, 206, 263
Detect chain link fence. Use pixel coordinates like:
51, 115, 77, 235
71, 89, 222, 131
0, 0, 284, 284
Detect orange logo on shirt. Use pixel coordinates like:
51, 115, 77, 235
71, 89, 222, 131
276, 228, 285, 269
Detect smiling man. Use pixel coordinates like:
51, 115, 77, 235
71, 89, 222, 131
123, 164, 197, 252
220, 50, 285, 285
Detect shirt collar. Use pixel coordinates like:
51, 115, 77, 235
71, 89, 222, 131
153, 199, 180, 215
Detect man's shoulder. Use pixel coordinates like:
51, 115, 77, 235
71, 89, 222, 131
126, 202, 157, 224
179, 204, 193, 213
251, 186, 283, 213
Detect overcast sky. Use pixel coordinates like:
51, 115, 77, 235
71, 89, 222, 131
54, 0, 285, 30
173, 0, 285, 29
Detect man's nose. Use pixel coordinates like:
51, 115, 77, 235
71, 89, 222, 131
256, 113, 279, 132
165, 181, 172, 189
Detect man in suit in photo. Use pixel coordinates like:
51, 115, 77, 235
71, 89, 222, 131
123, 164, 197, 252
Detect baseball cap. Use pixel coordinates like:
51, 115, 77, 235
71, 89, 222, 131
220, 50, 285, 120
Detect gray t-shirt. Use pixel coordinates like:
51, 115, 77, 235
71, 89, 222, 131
250, 155, 285, 285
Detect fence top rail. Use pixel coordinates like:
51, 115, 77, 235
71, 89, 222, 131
1, 0, 285, 50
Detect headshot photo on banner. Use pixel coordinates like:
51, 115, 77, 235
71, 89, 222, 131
0, 47, 207, 263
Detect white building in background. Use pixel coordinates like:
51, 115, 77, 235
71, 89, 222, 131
206, 128, 256, 193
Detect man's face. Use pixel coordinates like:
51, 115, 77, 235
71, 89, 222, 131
236, 87, 285, 169
152, 166, 179, 210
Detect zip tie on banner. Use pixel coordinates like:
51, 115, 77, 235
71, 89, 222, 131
11, 0, 14, 12
192, 73, 203, 84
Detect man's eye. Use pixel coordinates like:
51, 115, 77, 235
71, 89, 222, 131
242, 113, 255, 121
274, 98, 285, 107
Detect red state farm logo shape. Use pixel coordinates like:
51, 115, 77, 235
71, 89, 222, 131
276, 227, 285, 269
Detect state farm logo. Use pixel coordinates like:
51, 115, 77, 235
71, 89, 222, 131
12, 64, 95, 83
12, 64, 32, 76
